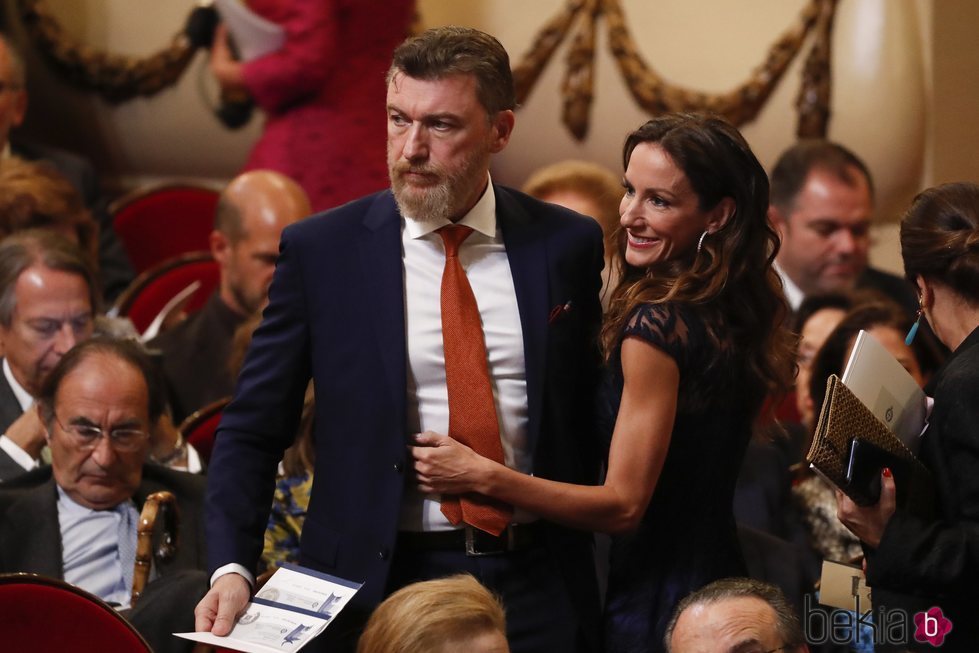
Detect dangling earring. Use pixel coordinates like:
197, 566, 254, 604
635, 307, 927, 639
697, 230, 708, 253
905, 307, 922, 346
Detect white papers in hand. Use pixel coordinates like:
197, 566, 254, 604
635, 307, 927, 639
214, 0, 285, 61
841, 329, 928, 452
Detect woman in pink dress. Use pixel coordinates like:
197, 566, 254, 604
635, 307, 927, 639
211, 0, 414, 212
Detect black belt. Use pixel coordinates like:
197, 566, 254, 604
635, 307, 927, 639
397, 523, 543, 557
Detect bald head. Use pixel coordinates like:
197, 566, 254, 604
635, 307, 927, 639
211, 171, 309, 316
214, 170, 310, 242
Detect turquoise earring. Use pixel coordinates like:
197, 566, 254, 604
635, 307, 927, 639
905, 308, 922, 346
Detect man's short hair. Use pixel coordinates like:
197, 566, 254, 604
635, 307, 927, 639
769, 140, 875, 215
0, 229, 99, 327
36, 336, 166, 425
664, 578, 806, 652
387, 26, 515, 116
0, 33, 26, 86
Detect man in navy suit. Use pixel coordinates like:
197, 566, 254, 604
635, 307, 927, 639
195, 27, 604, 653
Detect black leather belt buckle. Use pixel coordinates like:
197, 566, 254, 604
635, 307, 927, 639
464, 525, 512, 557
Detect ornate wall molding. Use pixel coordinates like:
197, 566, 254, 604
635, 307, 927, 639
512, 0, 839, 140
18, 0, 195, 103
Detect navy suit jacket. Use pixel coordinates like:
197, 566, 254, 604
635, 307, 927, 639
206, 185, 604, 613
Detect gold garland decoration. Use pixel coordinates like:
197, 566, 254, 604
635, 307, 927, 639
17, 0, 196, 103
512, 0, 839, 140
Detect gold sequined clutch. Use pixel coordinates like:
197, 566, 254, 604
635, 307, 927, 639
807, 374, 934, 517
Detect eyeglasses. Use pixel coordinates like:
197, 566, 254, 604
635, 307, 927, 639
54, 413, 149, 452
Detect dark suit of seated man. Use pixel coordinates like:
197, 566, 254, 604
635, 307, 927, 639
0, 337, 208, 653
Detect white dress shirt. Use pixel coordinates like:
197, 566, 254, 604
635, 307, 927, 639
399, 175, 533, 531
775, 262, 805, 311
0, 358, 40, 472
58, 486, 138, 609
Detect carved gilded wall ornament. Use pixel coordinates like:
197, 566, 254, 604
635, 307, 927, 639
512, 0, 839, 140
17, 0, 836, 138
18, 0, 196, 103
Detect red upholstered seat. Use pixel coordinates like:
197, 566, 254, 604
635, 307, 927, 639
110, 182, 220, 273
0, 573, 152, 652
180, 396, 231, 465
113, 252, 220, 337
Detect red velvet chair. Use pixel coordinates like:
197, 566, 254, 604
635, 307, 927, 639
110, 182, 220, 273
113, 252, 220, 338
180, 396, 232, 465
0, 573, 152, 652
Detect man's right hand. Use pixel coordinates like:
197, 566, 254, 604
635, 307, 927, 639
5, 406, 47, 460
194, 573, 251, 636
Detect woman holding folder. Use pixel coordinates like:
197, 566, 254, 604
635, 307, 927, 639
838, 182, 979, 651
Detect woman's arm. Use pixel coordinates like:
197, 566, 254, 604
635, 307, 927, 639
413, 336, 677, 534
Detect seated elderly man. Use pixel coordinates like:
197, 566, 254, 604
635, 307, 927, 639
0, 230, 97, 480
665, 578, 810, 653
0, 337, 207, 653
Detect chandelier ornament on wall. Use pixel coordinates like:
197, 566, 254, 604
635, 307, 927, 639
511, 0, 839, 140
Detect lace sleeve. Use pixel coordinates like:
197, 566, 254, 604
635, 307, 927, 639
621, 303, 693, 365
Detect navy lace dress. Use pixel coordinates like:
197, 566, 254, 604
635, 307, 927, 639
599, 302, 758, 653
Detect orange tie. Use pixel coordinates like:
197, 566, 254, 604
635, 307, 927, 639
437, 225, 513, 536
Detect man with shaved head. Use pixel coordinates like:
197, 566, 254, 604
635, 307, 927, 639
150, 170, 309, 422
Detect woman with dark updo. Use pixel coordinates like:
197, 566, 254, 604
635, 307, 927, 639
838, 182, 979, 651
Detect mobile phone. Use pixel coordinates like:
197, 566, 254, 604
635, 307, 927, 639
844, 438, 910, 506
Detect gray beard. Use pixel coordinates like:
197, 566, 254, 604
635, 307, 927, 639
388, 150, 490, 225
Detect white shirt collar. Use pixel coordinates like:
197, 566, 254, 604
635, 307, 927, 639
402, 173, 497, 240
3, 358, 34, 412
774, 261, 804, 311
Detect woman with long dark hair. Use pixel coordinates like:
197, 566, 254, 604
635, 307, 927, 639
413, 113, 795, 652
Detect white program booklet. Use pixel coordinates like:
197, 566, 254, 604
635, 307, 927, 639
214, 0, 285, 61
176, 564, 362, 653
841, 329, 928, 452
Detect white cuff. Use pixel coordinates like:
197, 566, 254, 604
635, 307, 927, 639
0, 435, 39, 472
210, 563, 255, 589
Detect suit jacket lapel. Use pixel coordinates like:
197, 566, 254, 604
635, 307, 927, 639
5, 478, 64, 578
358, 193, 408, 426
0, 359, 25, 433
496, 186, 548, 454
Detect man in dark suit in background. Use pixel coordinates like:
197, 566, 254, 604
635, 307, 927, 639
768, 140, 917, 315
0, 231, 97, 480
0, 337, 208, 653
196, 26, 604, 653
149, 170, 309, 423
0, 33, 134, 302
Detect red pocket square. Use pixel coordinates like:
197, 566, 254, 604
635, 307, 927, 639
548, 301, 573, 324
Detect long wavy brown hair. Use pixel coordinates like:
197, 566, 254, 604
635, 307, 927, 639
602, 114, 795, 403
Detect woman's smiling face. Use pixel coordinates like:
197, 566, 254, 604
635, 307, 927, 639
619, 142, 714, 269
